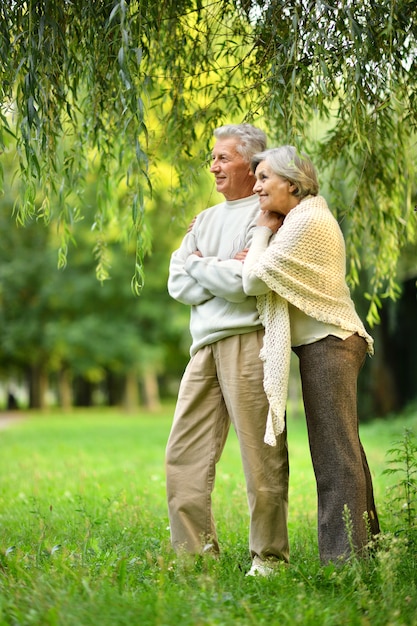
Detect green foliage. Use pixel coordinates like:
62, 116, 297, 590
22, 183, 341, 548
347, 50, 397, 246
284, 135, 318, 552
1, 0, 154, 287
0, 178, 188, 397
0, 408, 416, 625
247, 0, 417, 324
0, 0, 416, 317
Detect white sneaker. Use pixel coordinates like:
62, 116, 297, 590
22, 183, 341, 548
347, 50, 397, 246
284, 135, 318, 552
245, 555, 282, 577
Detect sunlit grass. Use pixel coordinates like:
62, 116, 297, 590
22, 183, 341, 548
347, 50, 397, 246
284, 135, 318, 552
0, 403, 416, 625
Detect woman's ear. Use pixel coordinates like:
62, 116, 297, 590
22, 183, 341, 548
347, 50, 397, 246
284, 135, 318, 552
289, 182, 299, 194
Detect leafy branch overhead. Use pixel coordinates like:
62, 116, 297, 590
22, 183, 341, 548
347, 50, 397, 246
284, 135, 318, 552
0, 0, 416, 318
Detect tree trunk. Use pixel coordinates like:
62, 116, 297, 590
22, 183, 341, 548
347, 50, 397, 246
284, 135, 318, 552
58, 367, 73, 410
123, 370, 140, 413
27, 365, 48, 409
142, 370, 160, 411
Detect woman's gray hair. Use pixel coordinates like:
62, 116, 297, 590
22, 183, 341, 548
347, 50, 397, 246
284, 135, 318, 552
251, 145, 319, 198
214, 124, 267, 162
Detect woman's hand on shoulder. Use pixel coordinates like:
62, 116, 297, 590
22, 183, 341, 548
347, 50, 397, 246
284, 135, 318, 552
257, 210, 285, 233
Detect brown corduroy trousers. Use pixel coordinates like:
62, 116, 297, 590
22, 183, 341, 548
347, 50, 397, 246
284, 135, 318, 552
293, 333, 380, 563
166, 330, 290, 562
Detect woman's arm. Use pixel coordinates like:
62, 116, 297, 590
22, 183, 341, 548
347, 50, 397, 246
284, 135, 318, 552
242, 226, 274, 296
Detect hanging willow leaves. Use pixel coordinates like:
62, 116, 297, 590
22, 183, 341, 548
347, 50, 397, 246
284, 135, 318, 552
0, 0, 416, 318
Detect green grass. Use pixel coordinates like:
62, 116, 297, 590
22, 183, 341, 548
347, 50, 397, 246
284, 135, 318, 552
0, 403, 416, 625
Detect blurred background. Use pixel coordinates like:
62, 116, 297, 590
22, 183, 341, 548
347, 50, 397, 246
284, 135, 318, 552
1, 137, 416, 420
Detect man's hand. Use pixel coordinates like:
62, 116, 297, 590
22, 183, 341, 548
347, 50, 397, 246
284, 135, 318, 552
257, 210, 285, 233
192, 250, 203, 257
187, 216, 197, 233
234, 248, 249, 262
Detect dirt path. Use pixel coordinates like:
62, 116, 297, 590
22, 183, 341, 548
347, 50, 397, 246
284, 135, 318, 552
0, 412, 24, 429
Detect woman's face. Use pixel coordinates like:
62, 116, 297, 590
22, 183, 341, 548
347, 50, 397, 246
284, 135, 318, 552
253, 160, 299, 215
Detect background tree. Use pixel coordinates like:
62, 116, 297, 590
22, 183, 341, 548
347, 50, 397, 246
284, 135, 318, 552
0, 133, 213, 410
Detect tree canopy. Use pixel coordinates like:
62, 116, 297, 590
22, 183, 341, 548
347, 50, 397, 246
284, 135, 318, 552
1, 0, 416, 322
0, 147, 193, 409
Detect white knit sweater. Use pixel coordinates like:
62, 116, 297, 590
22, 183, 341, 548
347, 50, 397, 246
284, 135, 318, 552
242, 195, 374, 446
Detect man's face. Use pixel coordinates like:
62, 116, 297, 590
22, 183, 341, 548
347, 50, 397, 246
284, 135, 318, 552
209, 138, 255, 201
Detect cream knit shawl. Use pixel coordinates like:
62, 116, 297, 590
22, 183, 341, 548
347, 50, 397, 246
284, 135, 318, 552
254, 195, 374, 446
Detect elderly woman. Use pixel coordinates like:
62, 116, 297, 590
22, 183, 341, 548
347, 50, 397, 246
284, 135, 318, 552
242, 145, 380, 564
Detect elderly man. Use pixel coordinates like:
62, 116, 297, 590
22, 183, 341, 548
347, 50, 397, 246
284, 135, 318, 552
166, 123, 289, 576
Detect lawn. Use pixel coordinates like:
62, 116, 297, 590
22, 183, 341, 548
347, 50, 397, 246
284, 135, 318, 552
0, 402, 416, 625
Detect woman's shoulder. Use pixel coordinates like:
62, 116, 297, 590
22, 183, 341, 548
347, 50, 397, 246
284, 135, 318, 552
298, 194, 329, 212
295, 195, 338, 224
282, 196, 341, 245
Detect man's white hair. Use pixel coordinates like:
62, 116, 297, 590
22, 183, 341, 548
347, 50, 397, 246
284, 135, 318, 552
214, 123, 267, 162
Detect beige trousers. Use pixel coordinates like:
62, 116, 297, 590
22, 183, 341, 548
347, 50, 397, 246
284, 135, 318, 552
166, 330, 289, 561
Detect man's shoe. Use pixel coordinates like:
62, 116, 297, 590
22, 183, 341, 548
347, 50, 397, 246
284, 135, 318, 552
245, 555, 283, 577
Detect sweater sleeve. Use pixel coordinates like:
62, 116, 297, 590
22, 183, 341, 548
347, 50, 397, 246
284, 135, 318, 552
184, 255, 250, 303
242, 227, 274, 296
167, 233, 214, 306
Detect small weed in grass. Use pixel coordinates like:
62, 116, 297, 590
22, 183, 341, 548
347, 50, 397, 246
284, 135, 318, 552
383, 427, 417, 544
